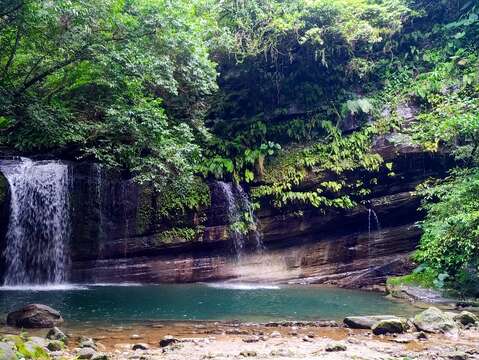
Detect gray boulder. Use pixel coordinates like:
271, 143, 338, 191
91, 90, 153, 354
413, 307, 457, 333
372, 318, 408, 335
453, 311, 479, 326
343, 315, 399, 329
6, 304, 63, 328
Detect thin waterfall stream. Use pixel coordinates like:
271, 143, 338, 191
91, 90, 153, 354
214, 181, 264, 259
0, 157, 71, 286
367, 208, 382, 259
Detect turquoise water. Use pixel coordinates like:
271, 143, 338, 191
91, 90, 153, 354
0, 283, 418, 324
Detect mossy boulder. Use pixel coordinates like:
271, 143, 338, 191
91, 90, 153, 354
413, 307, 457, 333
0, 342, 16, 360
372, 318, 409, 335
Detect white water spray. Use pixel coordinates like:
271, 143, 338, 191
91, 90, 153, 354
0, 157, 71, 285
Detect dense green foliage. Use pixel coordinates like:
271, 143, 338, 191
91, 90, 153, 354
1, 1, 479, 293
0, 0, 219, 211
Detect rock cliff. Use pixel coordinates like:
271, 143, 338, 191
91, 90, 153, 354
0, 137, 451, 287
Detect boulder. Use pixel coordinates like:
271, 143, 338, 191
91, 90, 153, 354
343, 315, 399, 329
0, 342, 16, 360
6, 304, 63, 328
372, 318, 408, 335
413, 307, 457, 333
453, 311, 479, 326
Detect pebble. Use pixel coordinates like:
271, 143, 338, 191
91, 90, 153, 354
242, 335, 260, 343
239, 350, 257, 357
325, 343, 347, 352
77, 347, 96, 359
132, 343, 149, 351
269, 331, 281, 338
159, 335, 177, 347
302, 336, 313, 342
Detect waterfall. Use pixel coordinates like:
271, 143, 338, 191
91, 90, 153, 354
0, 157, 71, 285
367, 208, 381, 258
215, 181, 264, 258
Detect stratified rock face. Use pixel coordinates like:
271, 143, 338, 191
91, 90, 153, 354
6, 304, 64, 328
0, 138, 451, 287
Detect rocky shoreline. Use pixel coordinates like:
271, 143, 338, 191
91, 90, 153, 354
1, 305, 479, 360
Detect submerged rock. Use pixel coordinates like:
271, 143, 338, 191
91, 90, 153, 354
413, 307, 457, 333
6, 304, 63, 328
372, 318, 408, 335
343, 315, 399, 329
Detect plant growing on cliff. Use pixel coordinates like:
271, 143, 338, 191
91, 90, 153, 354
251, 121, 384, 209
415, 168, 479, 296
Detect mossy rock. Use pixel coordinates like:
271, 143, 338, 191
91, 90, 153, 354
413, 307, 457, 333
372, 318, 408, 335
0, 342, 16, 360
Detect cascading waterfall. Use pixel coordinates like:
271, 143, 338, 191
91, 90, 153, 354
0, 157, 71, 285
215, 181, 264, 258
